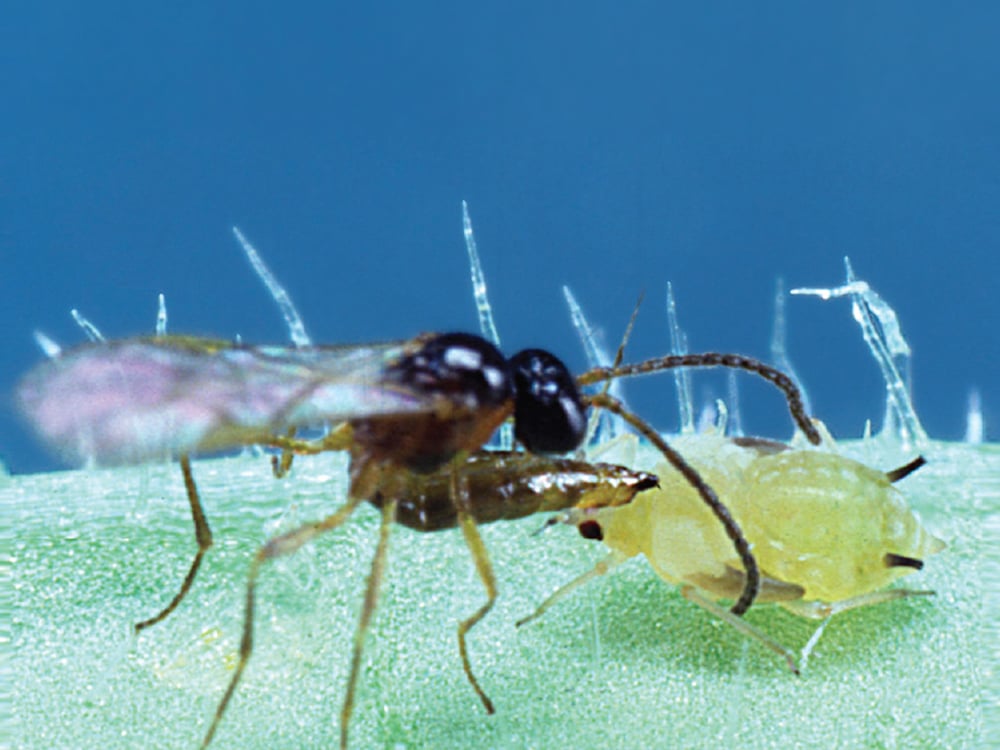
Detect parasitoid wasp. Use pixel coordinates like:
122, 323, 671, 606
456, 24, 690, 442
17, 327, 820, 747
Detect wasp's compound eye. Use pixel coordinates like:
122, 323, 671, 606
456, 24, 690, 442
508, 348, 586, 454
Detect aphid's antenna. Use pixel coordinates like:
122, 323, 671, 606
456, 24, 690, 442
232, 226, 312, 348
70, 309, 105, 342
885, 455, 926, 483
579, 353, 823, 446
155, 293, 168, 336
613, 292, 644, 369
584, 392, 759, 615
666, 282, 695, 433
462, 201, 512, 450
579, 292, 644, 449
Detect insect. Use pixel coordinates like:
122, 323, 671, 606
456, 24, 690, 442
16, 330, 820, 747
519, 427, 945, 673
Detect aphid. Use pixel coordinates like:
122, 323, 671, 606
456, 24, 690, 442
520, 427, 945, 672
16, 330, 819, 747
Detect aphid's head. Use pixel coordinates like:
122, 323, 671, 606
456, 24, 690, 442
508, 349, 587, 454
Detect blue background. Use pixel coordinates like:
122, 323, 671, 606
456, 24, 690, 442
3, 2, 997, 474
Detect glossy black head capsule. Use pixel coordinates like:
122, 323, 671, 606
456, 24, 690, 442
508, 348, 587, 454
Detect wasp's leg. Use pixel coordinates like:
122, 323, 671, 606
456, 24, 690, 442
452, 469, 498, 714
268, 421, 355, 476
680, 586, 800, 675
516, 553, 623, 628
135, 454, 213, 632
271, 427, 299, 478
199, 493, 366, 750
779, 588, 936, 620
339, 498, 396, 750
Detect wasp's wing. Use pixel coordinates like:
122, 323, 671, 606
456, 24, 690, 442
16, 337, 434, 465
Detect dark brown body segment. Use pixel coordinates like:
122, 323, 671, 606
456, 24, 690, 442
367, 451, 659, 532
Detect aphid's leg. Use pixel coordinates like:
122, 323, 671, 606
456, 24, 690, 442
585, 392, 760, 616
452, 468, 497, 714
516, 553, 623, 628
798, 615, 832, 671
779, 589, 936, 620
199, 493, 366, 750
135, 454, 213, 632
680, 586, 800, 675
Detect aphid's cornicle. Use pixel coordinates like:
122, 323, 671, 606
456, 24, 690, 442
522, 428, 944, 672
16, 330, 819, 748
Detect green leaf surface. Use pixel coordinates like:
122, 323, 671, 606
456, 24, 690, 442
5, 441, 995, 749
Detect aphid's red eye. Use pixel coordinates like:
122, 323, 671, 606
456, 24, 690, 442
509, 349, 586, 454
577, 519, 603, 541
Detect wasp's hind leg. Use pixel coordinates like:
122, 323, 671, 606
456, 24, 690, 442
337, 497, 396, 749
452, 468, 499, 714
199, 493, 368, 750
135, 454, 213, 632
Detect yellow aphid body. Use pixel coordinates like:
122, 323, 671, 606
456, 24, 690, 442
596, 433, 944, 613
525, 428, 945, 669
739, 449, 943, 604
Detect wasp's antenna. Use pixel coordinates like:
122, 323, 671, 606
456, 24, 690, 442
580, 352, 822, 446
584, 391, 759, 615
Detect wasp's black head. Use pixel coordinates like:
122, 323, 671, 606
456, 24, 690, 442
508, 348, 586, 454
